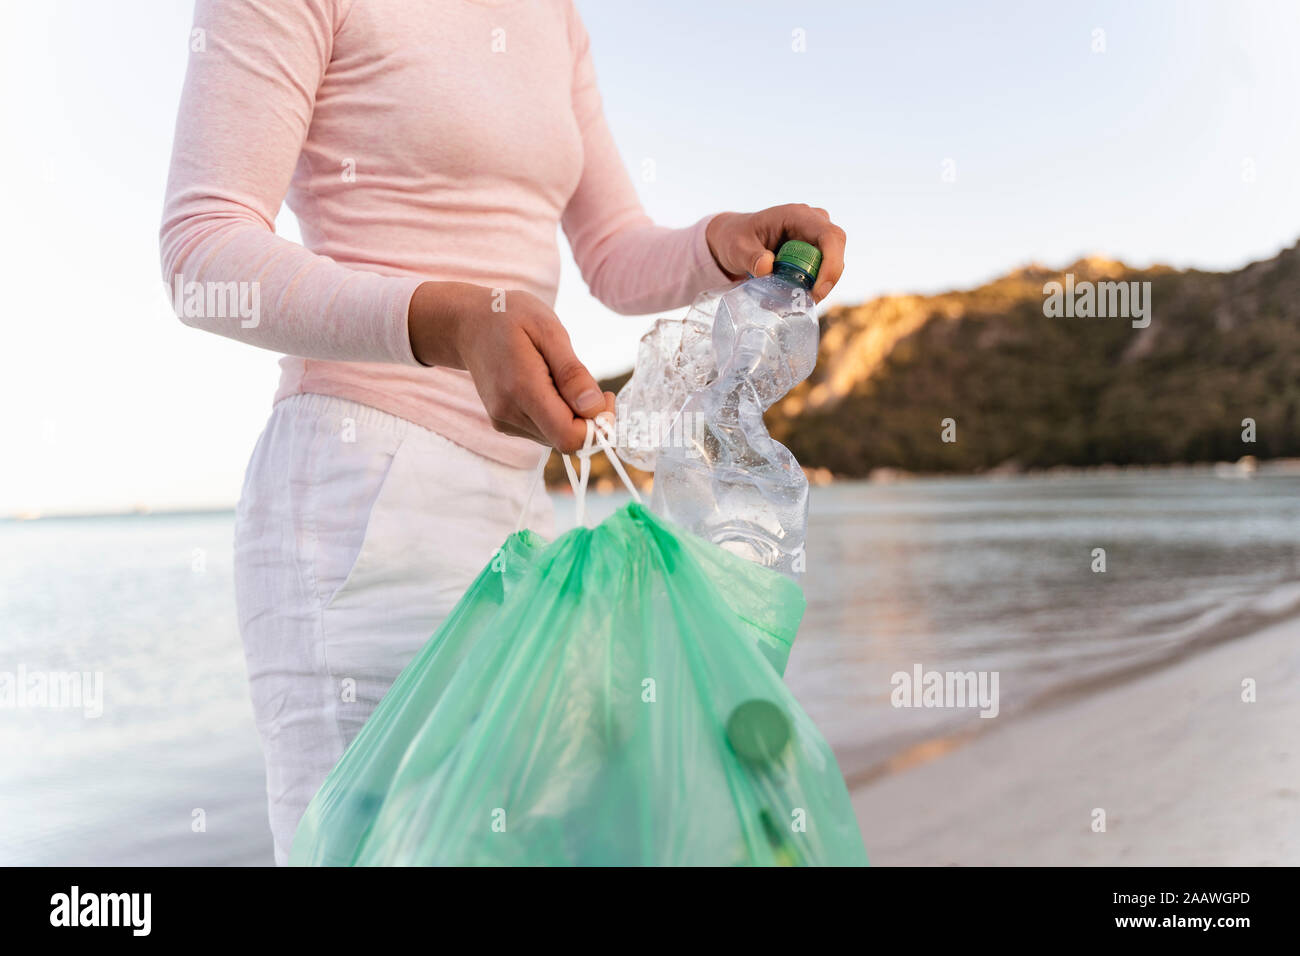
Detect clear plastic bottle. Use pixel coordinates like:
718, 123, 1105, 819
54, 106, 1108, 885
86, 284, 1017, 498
614, 291, 720, 471
651, 240, 822, 577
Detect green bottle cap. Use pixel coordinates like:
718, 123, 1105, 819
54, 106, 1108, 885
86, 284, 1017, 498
726, 699, 791, 763
775, 240, 822, 282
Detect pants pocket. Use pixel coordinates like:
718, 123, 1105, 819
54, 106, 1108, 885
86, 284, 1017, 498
318, 434, 540, 689
318, 436, 410, 613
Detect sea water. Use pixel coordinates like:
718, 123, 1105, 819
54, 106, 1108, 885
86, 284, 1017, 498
1, 471, 1297, 864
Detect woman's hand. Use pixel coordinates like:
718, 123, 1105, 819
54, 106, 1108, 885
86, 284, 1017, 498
408, 281, 614, 453
705, 204, 847, 303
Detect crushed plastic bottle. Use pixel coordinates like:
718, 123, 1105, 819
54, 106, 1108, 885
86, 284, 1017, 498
649, 240, 822, 577
614, 291, 720, 470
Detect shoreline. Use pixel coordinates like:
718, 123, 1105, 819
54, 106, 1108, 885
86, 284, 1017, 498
860, 454, 1300, 486
838, 581, 1300, 791
543, 454, 1300, 494
849, 611, 1300, 865
9, 456, 1299, 517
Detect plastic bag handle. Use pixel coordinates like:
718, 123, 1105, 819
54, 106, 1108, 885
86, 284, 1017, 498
514, 417, 642, 533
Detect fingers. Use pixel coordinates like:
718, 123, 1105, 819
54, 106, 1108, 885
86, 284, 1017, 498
533, 320, 606, 418
811, 224, 846, 302
476, 329, 583, 451
596, 390, 616, 436
543, 390, 616, 453
519, 318, 605, 452
774, 203, 846, 302
490, 399, 587, 453
488, 416, 545, 444
713, 204, 847, 299
470, 297, 610, 453
708, 211, 773, 279
522, 362, 592, 453
731, 236, 774, 278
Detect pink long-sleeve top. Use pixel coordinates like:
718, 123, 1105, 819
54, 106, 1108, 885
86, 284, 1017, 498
161, 0, 729, 468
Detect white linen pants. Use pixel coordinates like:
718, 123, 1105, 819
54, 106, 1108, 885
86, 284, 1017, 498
233, 393, 553, 865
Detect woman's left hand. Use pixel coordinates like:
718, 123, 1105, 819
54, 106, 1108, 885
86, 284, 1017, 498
705, 204, 846, 303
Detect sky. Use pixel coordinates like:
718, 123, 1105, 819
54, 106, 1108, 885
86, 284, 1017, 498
2, 0, 1298, 515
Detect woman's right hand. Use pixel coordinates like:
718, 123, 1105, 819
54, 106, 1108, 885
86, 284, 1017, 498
408, 281, 613, 453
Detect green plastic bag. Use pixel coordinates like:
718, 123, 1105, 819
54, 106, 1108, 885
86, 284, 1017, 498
290, 497, 868, 866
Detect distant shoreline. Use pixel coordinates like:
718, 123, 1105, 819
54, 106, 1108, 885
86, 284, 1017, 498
0, 505, 237, 523
856, 454, 1300, 486
546, 453, 1300, 494
9, 456, 1299, 520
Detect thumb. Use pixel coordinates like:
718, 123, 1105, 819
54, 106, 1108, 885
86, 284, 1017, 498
535, 322, 606, 418
728, 231, 775, 279
710, 213, 775, 279
747, 246, 775, 277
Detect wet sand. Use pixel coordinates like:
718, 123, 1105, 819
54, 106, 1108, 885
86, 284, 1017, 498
850, 614, 1300, 865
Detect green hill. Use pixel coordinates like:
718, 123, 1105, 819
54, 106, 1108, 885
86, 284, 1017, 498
586, 240, 1300, 483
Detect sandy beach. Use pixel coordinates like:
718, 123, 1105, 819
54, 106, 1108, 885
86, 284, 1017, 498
850, 614, 1300, 866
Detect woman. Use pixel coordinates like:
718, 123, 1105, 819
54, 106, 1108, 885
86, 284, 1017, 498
161, 0, 845, 865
